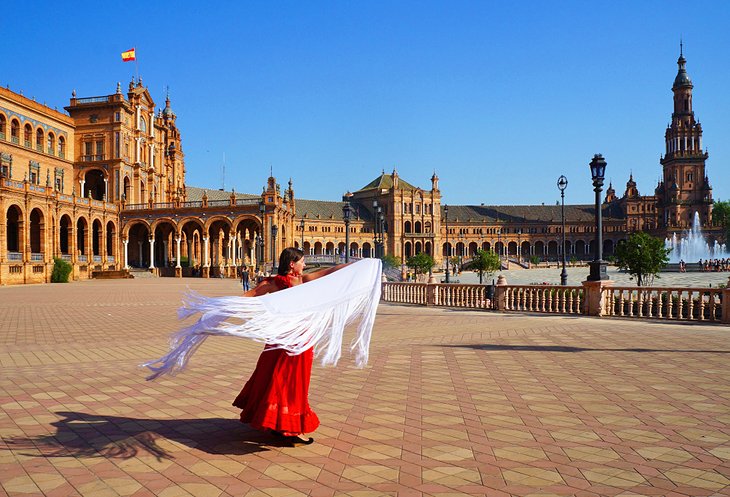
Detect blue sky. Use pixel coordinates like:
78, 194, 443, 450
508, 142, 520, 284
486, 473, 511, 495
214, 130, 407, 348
3, 1, 729, 206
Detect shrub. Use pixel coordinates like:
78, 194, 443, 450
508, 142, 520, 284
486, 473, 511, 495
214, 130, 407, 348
51, 257, 73, 283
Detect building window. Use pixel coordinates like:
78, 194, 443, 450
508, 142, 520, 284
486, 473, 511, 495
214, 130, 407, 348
90, 114, 98, 123
55, 168, 64, 192
47, 132, 55, 155
95, 140, 104, 160
10, 119, 19, 144
58, 136, 65, 159
0, 152, 12, 178
28, 160, 40, 185
36, 128, 44, 151
114, 112, 121, 122
24, 124, 32, 147
114, 132, 120, 158
0, 114, 6, 139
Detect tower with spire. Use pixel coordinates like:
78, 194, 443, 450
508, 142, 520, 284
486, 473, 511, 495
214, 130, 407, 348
658, 44, 713, 230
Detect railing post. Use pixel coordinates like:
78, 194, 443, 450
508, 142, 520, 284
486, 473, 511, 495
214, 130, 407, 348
494, 275, 508, 311
582, 279, 613, 317
426, 273, 437, 306
722, 278, 730, 323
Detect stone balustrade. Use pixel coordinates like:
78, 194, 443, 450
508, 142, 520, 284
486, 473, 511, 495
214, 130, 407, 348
381, 275, 730, 324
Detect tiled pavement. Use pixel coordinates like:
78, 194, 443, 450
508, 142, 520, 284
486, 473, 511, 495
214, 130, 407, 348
1, 279, 729, 497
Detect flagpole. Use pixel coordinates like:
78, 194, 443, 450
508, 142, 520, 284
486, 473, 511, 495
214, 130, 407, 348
135, 47, 139, 83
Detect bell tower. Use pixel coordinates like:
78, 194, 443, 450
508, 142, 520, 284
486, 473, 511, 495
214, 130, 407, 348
659, 44, 712, 230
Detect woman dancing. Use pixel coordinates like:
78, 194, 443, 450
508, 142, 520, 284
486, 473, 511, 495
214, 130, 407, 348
233, 247, 350, 445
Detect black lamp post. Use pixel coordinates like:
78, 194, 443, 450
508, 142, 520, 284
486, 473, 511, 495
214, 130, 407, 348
342, 200, 352, 262
379, 211, 385, 256
497, 228, 501, 259
300, 218, 305, 251
557, 175, 568, 285
271, 224, 278, 273
255, 234, 263, 272
444, 205, 450, 283
587, 154, 608, 281
258, 201, 265, 270
372, 200, 379, 258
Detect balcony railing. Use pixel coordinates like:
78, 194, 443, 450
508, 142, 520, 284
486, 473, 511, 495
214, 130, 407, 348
93, 255, 102, 263
381, 280, 730, 324
81, 155, 107, 162
75, 96, 110, 104
107, 256, 115, 263
11, 136, 19, 144
7, 252, 22, 261
78, 255, 88, 262
604, 286, 723, 322
61, 254, 72, 262
30, 253, 44, 262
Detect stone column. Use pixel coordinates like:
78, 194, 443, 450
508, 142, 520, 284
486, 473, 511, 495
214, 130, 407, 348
494, 275, 508, 311
175, 236, 182, 277
202, 236, 210, 278
582, 279, 613, 317
163, 240, 168, 266
138, 241, 143, 267
148, 235, 155, 270
103, 178, 108, 200
123, 239, 129, 269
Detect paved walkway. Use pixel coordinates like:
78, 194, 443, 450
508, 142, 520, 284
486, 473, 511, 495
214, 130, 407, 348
1, 278, 729, 497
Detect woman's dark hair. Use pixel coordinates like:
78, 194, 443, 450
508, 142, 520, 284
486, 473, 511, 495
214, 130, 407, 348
278, 247, 304, 276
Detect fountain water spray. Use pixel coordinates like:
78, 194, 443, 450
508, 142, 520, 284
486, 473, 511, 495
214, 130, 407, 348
665, 212, 729, 263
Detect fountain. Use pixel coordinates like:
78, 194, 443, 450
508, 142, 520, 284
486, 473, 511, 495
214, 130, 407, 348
665, 212, 729, 263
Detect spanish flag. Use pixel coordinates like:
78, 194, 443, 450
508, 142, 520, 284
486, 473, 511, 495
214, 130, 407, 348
121, 48, 136, 62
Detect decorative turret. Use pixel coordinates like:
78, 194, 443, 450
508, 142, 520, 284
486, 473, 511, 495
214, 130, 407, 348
431, 171, 439, 191
392, 167, 399, 189
624, 173, 639, 198
604, 181, 616, 203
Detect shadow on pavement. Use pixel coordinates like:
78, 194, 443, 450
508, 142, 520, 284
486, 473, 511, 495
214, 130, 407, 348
2, 411, 279, 460
441, 344, 730, 353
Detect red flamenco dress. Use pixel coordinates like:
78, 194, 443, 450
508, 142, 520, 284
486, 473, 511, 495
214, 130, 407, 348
232, 274, 320, 436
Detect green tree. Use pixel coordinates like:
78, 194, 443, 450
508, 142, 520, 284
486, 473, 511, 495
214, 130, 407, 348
713, 199, 730, 242
614, 232, 670, 286
51, 257, 73, 283
465, 249, 502, 284
405, 252, 435, 280
380, 254, 401, 270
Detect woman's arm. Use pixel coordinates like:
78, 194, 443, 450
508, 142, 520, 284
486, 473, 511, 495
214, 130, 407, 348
302, 261, 354, 283
243, 279, 277, 297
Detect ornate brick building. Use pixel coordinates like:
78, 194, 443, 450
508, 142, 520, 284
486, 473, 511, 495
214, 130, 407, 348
0, 51, 722, 284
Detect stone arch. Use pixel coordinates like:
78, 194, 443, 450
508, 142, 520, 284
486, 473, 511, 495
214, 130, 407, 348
404, 221, 412, 234
83, 168, 106, 200
507, 241, 517, 256
59, 214, 73, 255
92, 218, 103, 257
414, 221, 422, 234
547, 240, 558, 257
153, 219, 177, 268
106, 221, 116, 258
534, 240, 545, 256
314, 241, 323, 255
325, 241, 335, 255
6, 204, 23, 254
77, 216, 89, 257
404, 241, 412, 259
468, 242, 478, 256
29, 207, 45, 255
126, 221, 151, 268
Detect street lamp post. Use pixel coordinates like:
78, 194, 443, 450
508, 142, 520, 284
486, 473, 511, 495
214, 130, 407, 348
497, 228, 501, 260
372, 200, 379, 258
557, 175, 568, 285
379, 211, 385, 256
300, 219, 305, 251
587, 154, 608, 281
258, 200, 266, 270
342, 200, 352, 263
271, 224, 278, 273
444, 205, 450, 283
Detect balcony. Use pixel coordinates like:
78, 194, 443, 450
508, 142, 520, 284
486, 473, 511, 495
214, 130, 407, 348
7, 252, 22, 261
30, 253, 44, 262
81, 155, 107, 162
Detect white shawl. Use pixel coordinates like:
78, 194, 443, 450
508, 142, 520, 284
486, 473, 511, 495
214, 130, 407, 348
143, 258, 382, 380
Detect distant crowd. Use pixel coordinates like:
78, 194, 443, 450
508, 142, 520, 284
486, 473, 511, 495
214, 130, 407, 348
678, 258, 730, 272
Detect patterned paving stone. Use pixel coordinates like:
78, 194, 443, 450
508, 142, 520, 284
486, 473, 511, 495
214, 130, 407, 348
1, 278, 730, 496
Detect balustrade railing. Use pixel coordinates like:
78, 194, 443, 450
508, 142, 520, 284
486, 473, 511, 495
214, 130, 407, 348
504, 285, 583, 314
61, 254, 72, 262
7, 252, 22, 261
381, 280, 730, 324
93, 255, 102, 263
78, 254, 88, 262
604, 286, 723, 322
30, 253, 44, 262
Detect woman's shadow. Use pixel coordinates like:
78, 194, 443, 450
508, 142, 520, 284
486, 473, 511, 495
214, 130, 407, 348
3, 411, 286, 461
